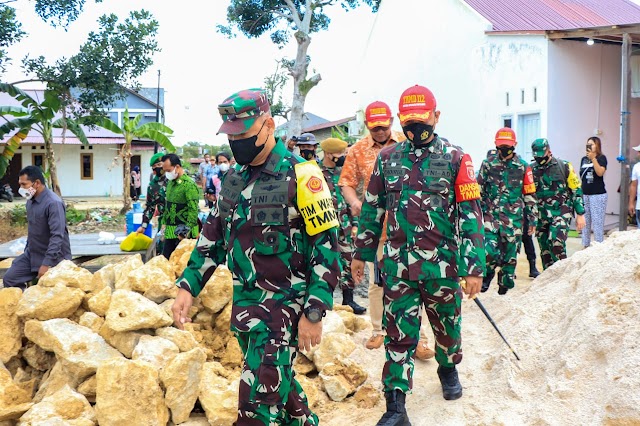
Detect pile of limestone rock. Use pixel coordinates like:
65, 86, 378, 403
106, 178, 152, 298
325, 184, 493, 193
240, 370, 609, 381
0, 239, 376, 425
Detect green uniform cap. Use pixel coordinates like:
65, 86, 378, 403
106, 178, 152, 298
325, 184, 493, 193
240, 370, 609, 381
217, 88, 270, 135
531, 138, 549, 157
150, 152, 164, 167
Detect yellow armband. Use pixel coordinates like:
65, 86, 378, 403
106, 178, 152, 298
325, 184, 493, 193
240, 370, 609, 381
567, 163, 581, 190
295, 161, 339, 236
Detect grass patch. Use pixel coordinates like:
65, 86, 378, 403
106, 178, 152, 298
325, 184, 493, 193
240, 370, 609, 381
65, 207, 87, 225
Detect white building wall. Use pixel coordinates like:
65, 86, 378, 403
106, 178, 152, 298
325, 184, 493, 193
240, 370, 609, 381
548, 39, 640, 214
21, 145, 153, 198
474, 35, 548, 160
355, 0, 548, 164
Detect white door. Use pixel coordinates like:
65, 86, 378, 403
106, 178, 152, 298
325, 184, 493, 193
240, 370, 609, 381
516, 113, 541, 162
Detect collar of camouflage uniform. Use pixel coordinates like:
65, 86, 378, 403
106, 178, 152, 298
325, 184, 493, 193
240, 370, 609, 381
401, 134, 444, 154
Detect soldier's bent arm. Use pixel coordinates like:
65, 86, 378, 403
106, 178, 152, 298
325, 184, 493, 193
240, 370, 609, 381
175, 211, 226, 297
353, 156, 386, 262
141, 183, 157, 226
454, 155, 486, 277
185, 182, 201, 237
304, 225, 341, 312
566, 161, 586, 215
522, 164, 538, 226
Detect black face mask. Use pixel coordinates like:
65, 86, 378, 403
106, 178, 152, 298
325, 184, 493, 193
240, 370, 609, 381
402, 122, 434, 146
299, 149, 316, 161
153, 167, 163, 176
334, 156, 345, 167
497, 146, 514, 158
229, 121, 267, 165
534, 155, 550, 165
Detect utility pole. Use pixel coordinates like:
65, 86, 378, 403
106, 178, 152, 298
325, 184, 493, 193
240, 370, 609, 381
619, 34, 631, 231
154, 70, 161, 154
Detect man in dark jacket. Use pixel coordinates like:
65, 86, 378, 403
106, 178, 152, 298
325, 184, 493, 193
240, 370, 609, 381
3, 166, 71, 289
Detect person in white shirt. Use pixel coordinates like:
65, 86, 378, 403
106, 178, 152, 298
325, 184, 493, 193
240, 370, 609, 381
628, 144, 640, 226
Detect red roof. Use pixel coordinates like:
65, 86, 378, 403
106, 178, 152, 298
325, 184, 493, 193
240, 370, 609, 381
464, 0, 640, 31
303, 116, 356, 133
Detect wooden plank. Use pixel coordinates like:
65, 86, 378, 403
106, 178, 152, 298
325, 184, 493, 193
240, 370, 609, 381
0, 232, 147, 260
546, 25, 640, 40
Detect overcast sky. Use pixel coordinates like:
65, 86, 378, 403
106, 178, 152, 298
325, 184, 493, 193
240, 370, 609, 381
2, 0, 379, 146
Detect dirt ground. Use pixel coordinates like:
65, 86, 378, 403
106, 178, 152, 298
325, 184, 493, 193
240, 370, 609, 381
321, 236, 585, 425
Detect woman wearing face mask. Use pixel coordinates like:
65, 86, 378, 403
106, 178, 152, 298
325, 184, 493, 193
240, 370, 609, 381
136, 152, 168, 235
130, 165, 141, 201
319, 137, 366, 315
579, 136, 607, 247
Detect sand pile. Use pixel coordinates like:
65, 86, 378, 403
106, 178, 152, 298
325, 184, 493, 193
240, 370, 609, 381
322, 230, 640, 425
0, 239, 376, 425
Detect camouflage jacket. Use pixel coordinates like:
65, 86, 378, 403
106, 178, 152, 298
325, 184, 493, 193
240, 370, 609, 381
477, 151, 538, 234
177, 141, 340, 334
163, 174, 200, 239
321, 165, 355, 242
353, 136, 485, 281
142, 174, 167, 227
531, 157, 585, 222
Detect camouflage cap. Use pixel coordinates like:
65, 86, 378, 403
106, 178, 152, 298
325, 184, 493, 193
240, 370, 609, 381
295, 133, 318, 146
149, 152, 164, 166
531, 138, 550, 157
217, 88, 270, 135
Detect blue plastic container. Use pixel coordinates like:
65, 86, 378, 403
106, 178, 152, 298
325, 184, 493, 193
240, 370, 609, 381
125, 202, 152, 237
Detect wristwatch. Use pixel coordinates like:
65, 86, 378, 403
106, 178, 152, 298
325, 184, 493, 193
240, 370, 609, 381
304, 307, 325, 323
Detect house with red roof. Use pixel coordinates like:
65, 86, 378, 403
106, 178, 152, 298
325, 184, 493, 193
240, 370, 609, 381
357, 0, 640, 220
0, 87, 165, 198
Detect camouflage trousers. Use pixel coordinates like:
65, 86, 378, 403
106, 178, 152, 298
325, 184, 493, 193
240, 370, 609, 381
485, 230, 521, 289
337, 232, 355, 290
236, 331, 318, 425
536, 216, 570, 270
382, 276, 462, 392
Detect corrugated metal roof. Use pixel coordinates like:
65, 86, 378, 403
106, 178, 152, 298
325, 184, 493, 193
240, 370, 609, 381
463, 0, 640, 31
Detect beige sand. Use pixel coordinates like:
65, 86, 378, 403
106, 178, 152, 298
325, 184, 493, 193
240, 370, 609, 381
319, 232, 640, 425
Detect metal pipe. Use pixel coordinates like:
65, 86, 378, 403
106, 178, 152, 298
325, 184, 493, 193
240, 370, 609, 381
619, 34, 631, 231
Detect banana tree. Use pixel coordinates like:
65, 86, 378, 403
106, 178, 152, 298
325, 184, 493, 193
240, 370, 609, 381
97, 107, 174, 214
0, 83, 89, 195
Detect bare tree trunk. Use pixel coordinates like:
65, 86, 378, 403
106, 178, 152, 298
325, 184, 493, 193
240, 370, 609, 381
120, 141, 132, 215
43, 126, 62, 196
288, 30, 321, 138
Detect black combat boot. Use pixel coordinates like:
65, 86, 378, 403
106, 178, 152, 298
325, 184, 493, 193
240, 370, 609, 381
481, 270, 495, 293
528, 260, 540, 278
342, 288, 366, 315
376, 390, 411, 426
497, 271, 509, 295
437, 365, 463, 400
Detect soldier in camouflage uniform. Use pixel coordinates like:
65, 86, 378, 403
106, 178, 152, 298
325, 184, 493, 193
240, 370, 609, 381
161, 153, 200, 259
172, 89, 340, 425
352, 85, 485, 425
531, 138, 586, 269
477, 128, 537, 295
319, 137, 366, 315
136, 152, 167, 235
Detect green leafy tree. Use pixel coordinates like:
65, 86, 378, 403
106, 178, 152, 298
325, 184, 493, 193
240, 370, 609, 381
0, 83, 91, 195
264, 59, 291, 121
0, 0, 104, 73
21, 10, 159, 119
98, 107, 174, 213
0, 4, 25, 73
218, 0, 380, 138
0, 9, 159, 194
